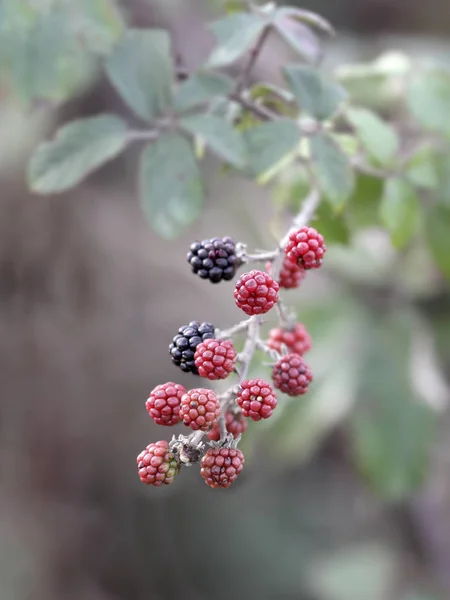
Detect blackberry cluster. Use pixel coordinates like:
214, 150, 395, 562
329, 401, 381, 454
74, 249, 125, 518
187, 237, 240, 283
169, 321, 215, 374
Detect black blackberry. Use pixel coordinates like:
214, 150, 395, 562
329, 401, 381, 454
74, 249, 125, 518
187, 237, 240, 283
169, 321, 216, 374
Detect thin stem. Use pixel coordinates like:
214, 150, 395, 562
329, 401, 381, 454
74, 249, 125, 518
127, 129, 160, 142
234, 25, 271, 95
255, 339, 281, 361
237, 315, 260, 382
189, 431, 204, 446
216, 318, 252, 339
228, 91, 278, 121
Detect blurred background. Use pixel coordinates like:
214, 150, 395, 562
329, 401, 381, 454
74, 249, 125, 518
1, 1, 450, 599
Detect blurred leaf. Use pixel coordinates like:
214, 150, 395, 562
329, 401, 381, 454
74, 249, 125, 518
380, 178, 420, 248
274, 13, 322, 63
139, 133, 203, 239
283, 64, 347, 120
333, 133, 359, 158
174, 72, 233, 113
28, 114, 128, 194
276, 6, 334, 36
424, 204, 450, 280
347, 174, 383, 228
243, 118, 300, 179
180, 114, 247, 167
249, 82, 297, 117
405, 146, 438, 190
73, 0, 124, 55
206, 13, 268, 68
106, 29, 173, 122
351, 314, 435, 502
435, 153, 450, 206
407, 70, 450, 138
310, 132, 355, 209
312, 202, 350, 245
346, 107, 399, 166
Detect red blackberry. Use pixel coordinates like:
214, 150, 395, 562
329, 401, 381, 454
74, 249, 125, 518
145, 382, 186, 426
236, 378, 277, 421
137, 441, 180, 486
285, 226, 326, 270
272, 353, 313, 396
200, 447, 245, 489
180, 388, 220, 431
266, 257, 306, 289
169, 321, 215, 375
268, 323, 312, 356
234, 269, 279, 316
187, 236, 240, 283
194, 339, 237, 380
208, 410, 248, 441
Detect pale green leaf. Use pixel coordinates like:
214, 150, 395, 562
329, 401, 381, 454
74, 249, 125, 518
407, 70, 450, 137
106, 29, 173, 121
310, 132, 355, 209
275, 7, 334, 36
206, 13, 268, 69
283, 64, 347, 121
273, 12, 322, 63
312, 202, 350, 245
424, 204, 450, 280
405, 146, 438, 190
346, 107, 399, 166
28, 114, 128, 194
139, 133, 203, 239
347, 174, 383, 228
380, 178, 420, 248
74, 0, 124, 55
174, 72, 233, 113
180, 114, 247, 167
243, 118, 300, 178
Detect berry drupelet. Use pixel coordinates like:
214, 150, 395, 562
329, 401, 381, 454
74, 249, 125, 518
234, 269, 279, 316
272, 353, 313, 396
236, 379, 277, 421
208, 410, 248, 441
266, 257, 306, 290
187, 236, 240, 283
137, 441, 180, 486
194, 339, 237, 380
169, 321, 215, 375
145, 382, 186, 426
285, 226, 326, 270
180, 388, 220, 431
268, 323, 312, 357
200, 447, 245, 489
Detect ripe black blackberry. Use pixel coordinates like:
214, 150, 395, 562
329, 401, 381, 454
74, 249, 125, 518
169, 321, 215, 374
187, 236, 239, 283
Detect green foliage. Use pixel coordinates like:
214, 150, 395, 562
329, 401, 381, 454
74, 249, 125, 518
407, 70, 450, 138
28, 114, 128, 194
310, 133, 355, 209
346, 107, 399, 167
106, 29, 173, 122
139, 133, 203, 240
380, 178, 420, 248
424, 204, 450, 280
174, 72, 233, 113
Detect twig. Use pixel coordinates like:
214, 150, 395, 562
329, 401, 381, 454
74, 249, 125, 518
237, 315, 260, 382
234, 25, 271, 96
216, 318, 252, 339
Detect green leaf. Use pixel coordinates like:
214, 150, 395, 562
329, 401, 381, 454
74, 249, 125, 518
380, 178, 420, 248
180, 114, 247, 168
106, 29, 173, 122
407, 70, 450, 137
346, 107, 399, 166
404, 146, 438, 190
424, 204, 450, 280
311, 202, 350, 245
434, 153, 450, 207
310, 133, 355, 209
275, 7, 334, 36
174, 72, 233, 113
243, 118, 300, 179
347, 174, 383, 228
28, 114, 128, 194
73, 0, 124, 55
351, 315, 435, 502
273, 11, 322, 63
206, 13, 268, 69
139, 133, 203, 239
283, 64, 347, 121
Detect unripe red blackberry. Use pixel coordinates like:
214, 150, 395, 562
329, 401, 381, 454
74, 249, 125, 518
272, 353, 313, 396
285, 226, 326, 270
234, 269, 279, 316
200, 447, 245, 489
208, 410, 248, 441
266, 257, 306, 290
137, 441, 180, 486
194, 339, 236, 380
180, 388, 220, 431
236, 378, 277, 421
268, 323, 312, 357
187, 236, 240, 283
169, 321, 215, 375
145, 382, 186, 426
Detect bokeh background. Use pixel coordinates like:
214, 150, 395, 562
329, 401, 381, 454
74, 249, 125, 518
1, 1, 450, 599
